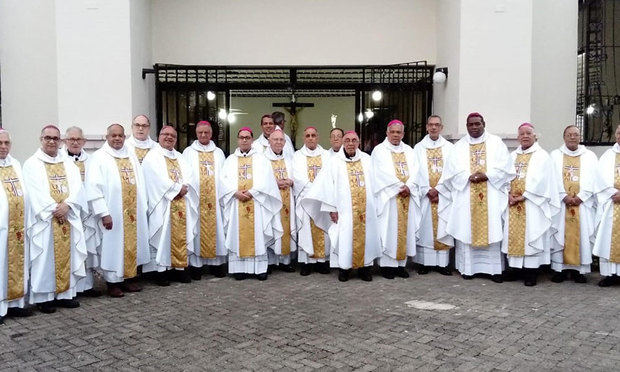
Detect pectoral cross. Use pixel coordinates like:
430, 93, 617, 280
473, 149, 485, 166
564, 165, 578, 181
200, 159, 214, 176
350, 169, 365, 187
429, 155, 442, 173
395, 160, 408, 177
169, 168, 182, 183
274, 166, 287, 180
239, 163, 252, 180
3, 177, 21, 196
515, 161, 527, 179
309, 164, 321, 180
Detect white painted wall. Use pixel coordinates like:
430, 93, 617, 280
151, 0, 437, 65
130, 0, 156, 136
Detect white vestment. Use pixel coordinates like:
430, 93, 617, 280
142, 145, 199, 272
23, 149, 87, 303
264, 147, 296, 265
439, 132, 515, 275
252, 133, 295, 158
412, 135, 454, 267
87, 143, 150, 283
550, 145, 598, 274
501, 143, 560, 268
0, 156, 29, 316
302, 149, 382, 270
182, 140, 227, 266
371, 138, 420, 267
593, 144, 620, 276
220, 148, 282, 274
126, 136, 157, 164
293, 145, 332, 264
327, 148, 340, 158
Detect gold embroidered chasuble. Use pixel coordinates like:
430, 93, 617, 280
507, 153, 533, 256
0, 165, 25, 300
270, 158, 291, 255
469, 143, 489, 246
306, 156, 325, 258
198, 151, 217, 258
165, 157, 188, 268
562, 154, 582, 266
426, 148, 450, 250
391, 152, 410, 260
346, 160, 367, 269
74, 160, 85, 182
134, 148, 150, 164
237, 156, 256, 257
44, 162, 72, 294
114, 158, 138, 278
611, 153, 620, 263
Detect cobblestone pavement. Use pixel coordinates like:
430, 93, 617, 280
1, 267, 619, 371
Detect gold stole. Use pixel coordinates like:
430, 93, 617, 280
391, 152, 409, 260
562, 154, 581, 266
469, 143, 489, 247
165, 157, 187, 268
306, 156, 325, 258
134, 148, 150, 164
115, 158, 138, 278
0, 166, 25, 300
237, 156, 255, 257
44, 162, 71, 294
611, 153, 620, 263
507, 153, 532, 256
74, 160, 85, 182
426, 148, 450, 250
271, 159, 291, 255
198, 151, 217, 258
346, 160, 366, 269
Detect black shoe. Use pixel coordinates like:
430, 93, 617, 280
233, 273, 247, 281
256, 273, 268, 281
267, 265, 275, 275
176, 269, 192, 283
338, 269, 350, 282
523, 269, 538, 287
551, 271, 566, 283
417, 265, 430, 275
280, 264, 295, 273
598, 276, 616, 287
155, 272, 170, 286
37, 301, 57, 314
359, 267, 373, 282
7, 307, 34, 318
461, 274, 474, 280
491, 274, 503, 283
189, 267, 202, 281
437, 266, 452, 276
381, 267, 395, 280
396, 267, 410, 278
573, 273, 587, 283
316, 262, 331, 274
211, 264, 227, 278
79, 289, 103, 297
300, 264, 312, 276
0, 316, 3, 324
54, 299, 80, 308
502, 269, 519, 282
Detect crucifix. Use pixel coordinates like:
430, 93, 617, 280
514, 161, 528, 179
428, 154, 442, 173
273, 94, 314, 148
564, 164, 579, 181
350, 169, 365, 187
200, 159, 214, 177
273, 165, 287, 180
239, 163, 252, 180
309, 164, 321, 181
169, 168, 182, 183
394, 160, 408, 177
120, 166, 135, 184
472, 149, 485, 167
3, 177, 22, 196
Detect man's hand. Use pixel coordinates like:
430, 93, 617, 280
235, 190, 250, 202
330, 212, 339, 223
277, 178, 293, 190
563, 195, 582, 206
175, 184, 188, 200
53, 202, 70, 223
427, 187, 439, 203
508, 192, 524, 206
469, 171, 488, 184
102, 215, 113, 230
398, 185, 410, 198
612, 191, 620, 204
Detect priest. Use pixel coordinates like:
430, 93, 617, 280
220, 127, 282, 280
182, 121, 228, 279
439, 113, 514, 282
412, 115, 454, 275
593, 125, 620, 287
271, 111, 296, 155
0, 130, 32, 323
328, 128, 344, 157
87, 124, 150, 297
371, 120, 419, 279
142, 126, 198, 285
550, 125, 599, 283
23, 125, 87, 313
501, 123, 560, 286
264, 128, 296, 272
302, 130, 381, 282
126, 114, 157, 164
252, 114, 294, 158
293, 126, 332, 276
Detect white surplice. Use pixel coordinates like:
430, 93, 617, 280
302, 149, 382, 270
141, 144, 199, 272
87, 143, 150, 283
439, 132, 515, 275
550, 145, 598, 274
182, 140, 228, 267
252, 133, 295, 158
23, 149, 87, 303
292, 145, 332, 264
371, 138, 420, 267
412, 135, 454, 267
220, 148, 282, 274
501, 142, 560, 268
126, 136, 157, 163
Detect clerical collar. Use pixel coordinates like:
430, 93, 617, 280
302, 145, 323, 156
560, 144, 586, 157
422, 135, 446, 149
67, 150, 82, 161
384, 138, 404, 152
345, 151, 356, 159
516, 142, 540, 155
467, 131, 487, 144
130, 136, 155, 149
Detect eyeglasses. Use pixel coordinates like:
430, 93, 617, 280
133, 124, 150, 128
41, 136, 61, 142
343, 139, 359, 144
65, 137, 85, 143
238, 136, 252, 141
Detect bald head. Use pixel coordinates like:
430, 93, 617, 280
269, 129, 286, 155
0, 130, 11, 159
132, 115, 151, 141
159, 125, 177, 150
106, 124, 126, 150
